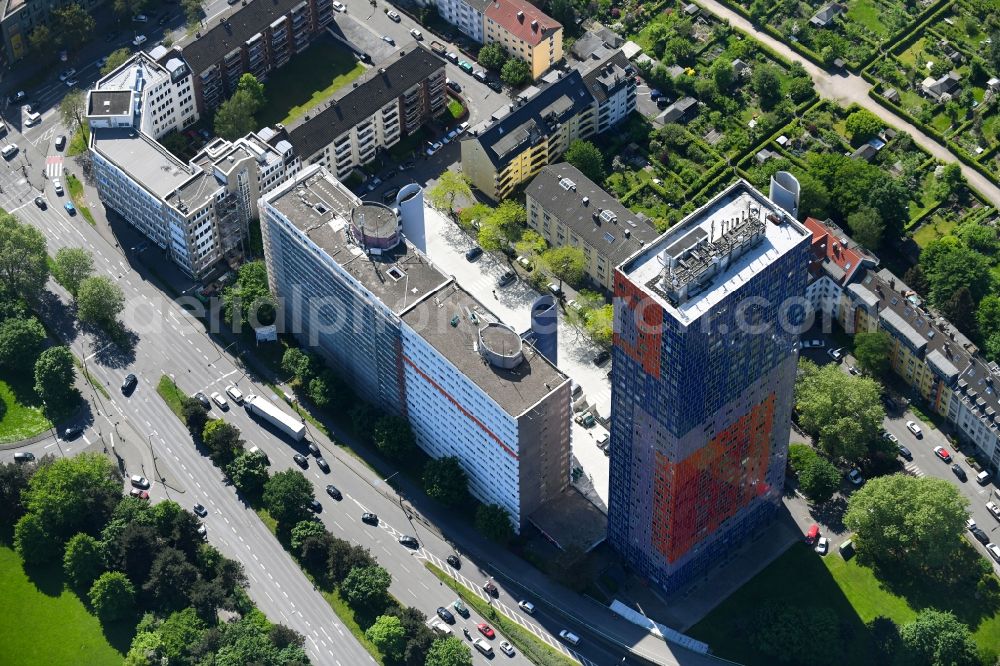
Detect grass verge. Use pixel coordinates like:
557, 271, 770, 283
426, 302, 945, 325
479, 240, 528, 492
425, 562, 577, 666
73, 356, 111, 400
66, 124, 89, 157
65, 174, 95, 226
0, 545, 125, 665
156, 375, 186, 419
0, 378, 51, 444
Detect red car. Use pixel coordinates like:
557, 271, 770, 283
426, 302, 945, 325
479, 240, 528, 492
933, 446, 952, 462
805, 524, 819, 545
477, 623, 495, 639
129, 488, 149, 500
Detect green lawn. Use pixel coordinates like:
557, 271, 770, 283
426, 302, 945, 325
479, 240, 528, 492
156, 374, 186, 419
0, 378, 51, 444
0, 546, 126, 665
690, 541, 1000, 664
65, 174, 95, 226
846, 0, 889, 36
256, 40, 366, 127
896, 37, 926, 67
911, 214, 957, 247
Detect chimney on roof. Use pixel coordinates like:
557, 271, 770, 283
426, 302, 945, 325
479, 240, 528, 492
531, 19, 538, 30
517, 10, 524, 21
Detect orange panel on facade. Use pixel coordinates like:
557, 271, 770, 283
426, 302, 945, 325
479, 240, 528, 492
614, 273, 663, 380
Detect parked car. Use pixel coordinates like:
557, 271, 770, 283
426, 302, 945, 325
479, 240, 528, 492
293, 453, 308, 468
815, 536, 829, 555
988, 501, 1000, 521
409, 28, 423, 40
361, 512, 378, 525
445, 51, 459, 63
130, 488, 150, 500
447, 79, 462, 93
487, 79, 503, 92
54, 135, 66, 151
1, 144, 18, 159
593, 350, 611, 366
436, 607, 455, 623
952, 463, 967, 481
308, 442, 321, 456
464, 246, 483, 261
933, 445, 952, 462
309, 499, 322, 513
197, 524, 207, 539
121, 373, 137, 393
458, 60, 474, 74
473, 638, 493, 656
897, 444, 912, 460
332, 1, 345, 10
62, 425, 83, 440
130, 474, 150, 489
906, 421, 923, 437
483, 580, 498, 596
381, 187, 399, 203
132, 13, 148, 21
325, 484, 342, 500
430, 620, 451, 635
8, 91, 25, 105
882, 431, 898, 444
987, 543, 1000, 563
805, 523, 819, 545
498, 640, 515, 656
496, 270, 515, 287
548, 283, 564, 298
971, 526, 990, 544
848, 469, 864, 486
133, 34, 147, 46
558, 630, 581, 646
381, 35, 394, 45
13, 452, 35, 463
65, 78, 78, 87
59, 67, 77, 81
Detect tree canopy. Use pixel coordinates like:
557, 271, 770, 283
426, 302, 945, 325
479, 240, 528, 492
89, 570, 136, 621
795, 360, 884, 463
474, 503, 514, 545
844, 108, 882, 142
843, 475, 969, 571
76, 276, 126, 328
425, 636, 473, 666
806, 153, 908, 241
0, 212, 49, 302
0, 316, 46, 373
852, 331, 892, 378
262, 470, 314, 529
63, 532, 106, 589
341, 565, 391, 611
919, 236, 992, 308
53, 247, 95, 297
478, 42, 508, 71
787, 444, 841, 504
51, 3, 95, 50
898, 609, 979, 666
564, 139, 607, 184
428, 171, 472, 214
223, 261, 275, 326
372, 415, 416, 460
101, 48, 133, 76
34, 346, 79, 413
365, 615, 407, 663
500, 58, 530, 86
422, 456, 469, 506
541, 246, 587, 289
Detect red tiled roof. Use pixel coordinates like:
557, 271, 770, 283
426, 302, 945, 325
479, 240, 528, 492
484, 0, 561, 46
803, 217, 869, 285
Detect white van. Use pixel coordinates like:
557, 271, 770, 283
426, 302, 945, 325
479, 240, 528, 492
558, 630, 580, 646
473, 638, 493, 656
25, 111, 42, 126
1, 144, 17, 159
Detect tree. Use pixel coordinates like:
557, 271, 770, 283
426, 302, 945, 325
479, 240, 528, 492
428, 171, 473, 215
584, 304, 613, 348
806, 153, 908, 240
28, 25, 54, 55
919, 237, 991, 308
90, 571, 136, 621
793, 171, 830, 221
290, 519, 327, 553
341, 565, 391, 611
478, 42, 508, 71
797, 456, 840, 503
76, 276, 125, 328
934, 162, 966, 202
794, 360, 884, 463
308, 369, 342, 409
236, 73, 265, 110
365, 615, 407, 663
34, 346, 78, 410
181, 0, 203, 25
222, 260, 274, 326
709, 58, 734, 93
514, 229, 546, 259
64, 533, 106, 589
202, 419, 243, 467
853, 331, 891, 378
846, 206, 884, 251
542, 246, 587, 289
898, 609, 979, 666
868, 616, 900, 662
787, 77, 814, 104
941, 286, 978, 338
474, 503, 514, 545
500, 58, 530, 87
844, 108, 882, 142
0, 461, 34, 533
844, 475, 969, 570
422, 456, 468, 506
181, 397, 209, 438
52, 247, 94, 297
144, 547, 199, 610
101, 48, 133, 76
51, 3, 95, 51
903, 264, 929, 295
457, 202, 491, 231
372, 415, 416, 460
425, 636, 473, 666
564, 139, 606, 184
22, 453, 120, 543
0, 316, 46, 372
226, 450, 269, 498
281, 347, 314, 384
477, 200, 525, 252
112, 0, 147, 19
750, 64, 782, 109
262, 470, 314, 529
159, 607, 208, 663
14, 512, 60, 563
955, 221, 999, 256
214, 90, 257, 140
0, 212, 49, 302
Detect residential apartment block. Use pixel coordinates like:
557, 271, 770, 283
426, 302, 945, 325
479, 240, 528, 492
0, 0, 104, 63
804, 217, 1000, 474
260, 165, 572, 528
436, 0, 488, 42
286, 45, 446, 181
608, 180, 811, 594
802, 217, 878, 325
88, 53, 300, 279
179, 0, 334, 113
525, 163, 658, 291
580, 50, 636, 134
483, 0, 562, 80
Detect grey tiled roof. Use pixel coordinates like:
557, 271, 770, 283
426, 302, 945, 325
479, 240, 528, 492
181, 0, 303, 73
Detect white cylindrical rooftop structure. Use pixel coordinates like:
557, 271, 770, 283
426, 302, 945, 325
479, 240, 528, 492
479, 323, 524, 369
769, 171, 800, 221
395, 183, 425, 252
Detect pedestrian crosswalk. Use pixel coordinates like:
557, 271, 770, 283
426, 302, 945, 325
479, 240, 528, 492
45, 155, 63, 178
905, 462, 924, 477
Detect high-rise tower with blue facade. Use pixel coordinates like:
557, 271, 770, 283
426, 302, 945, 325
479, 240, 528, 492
607, 180, 811, 594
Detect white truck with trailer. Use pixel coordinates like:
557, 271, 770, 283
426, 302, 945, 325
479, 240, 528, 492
244, 394, 306, 441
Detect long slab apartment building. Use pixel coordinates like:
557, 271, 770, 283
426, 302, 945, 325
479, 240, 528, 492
260, 165, 571, 529
178, 0, 335, 112
284, 44, 447, 181
87, 50, 300, 279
